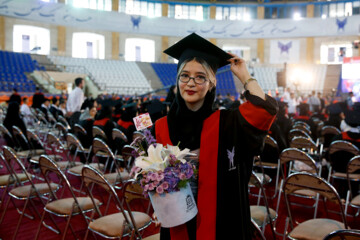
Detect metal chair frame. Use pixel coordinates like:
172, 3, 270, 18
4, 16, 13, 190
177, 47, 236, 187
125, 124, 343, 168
283, 172, 348, 239
323, 229, 360, 240
34, 155, 100, 240
343, 156, 360, 217
0, 146, 59, 239
81, 165, 152, 240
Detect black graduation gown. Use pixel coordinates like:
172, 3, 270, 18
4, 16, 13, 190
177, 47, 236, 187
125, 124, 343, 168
155, 93, 277, 240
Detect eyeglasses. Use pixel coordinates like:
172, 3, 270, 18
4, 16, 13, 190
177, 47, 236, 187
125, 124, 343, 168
178, 73, 208, 85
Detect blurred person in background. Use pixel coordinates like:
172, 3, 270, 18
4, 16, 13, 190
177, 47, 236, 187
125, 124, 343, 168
9, 88, 21, 105
32, 87, 45, 109
20, 97, 32, 126
67, 77, 85, 116
3, 102, 28, 149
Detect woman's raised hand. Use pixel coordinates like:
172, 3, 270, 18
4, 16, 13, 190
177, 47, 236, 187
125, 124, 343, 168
227, 52, 251, 84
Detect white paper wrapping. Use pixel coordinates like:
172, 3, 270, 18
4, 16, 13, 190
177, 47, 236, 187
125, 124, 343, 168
149, 183, 198, 228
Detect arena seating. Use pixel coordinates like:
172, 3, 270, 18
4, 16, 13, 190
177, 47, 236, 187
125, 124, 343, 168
49, 56, 153, 95
0, 50, 37, 92
151, 63, 237, 96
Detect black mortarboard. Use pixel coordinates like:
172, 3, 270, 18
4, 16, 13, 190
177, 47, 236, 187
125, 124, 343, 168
147, 99, 165, 115
344, 110, 360, 127
164, 33, 232, 73
327, 103, 343, 115
298, 103, 310, 116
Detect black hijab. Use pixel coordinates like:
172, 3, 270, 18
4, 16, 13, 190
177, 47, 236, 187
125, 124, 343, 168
167, 82, 216, 150
3, 102, 27, 137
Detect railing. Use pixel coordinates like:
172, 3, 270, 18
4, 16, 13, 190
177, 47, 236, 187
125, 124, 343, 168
55, 64, 102, 90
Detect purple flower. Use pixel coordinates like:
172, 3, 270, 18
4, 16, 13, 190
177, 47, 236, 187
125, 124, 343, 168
140, 179, 146, 186
148, 183, 155, 191
169, 154, 177, 165
156, 186, 164, 194
145, 175, 151, 183
156, 173, 164, 181
130, 149, 140, 158
144, 184, 149, 191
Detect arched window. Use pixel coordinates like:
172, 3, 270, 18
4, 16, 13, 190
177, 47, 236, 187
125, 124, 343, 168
125, 38, 155, 62
72, 32, 105, 59
13, 25, 50, 55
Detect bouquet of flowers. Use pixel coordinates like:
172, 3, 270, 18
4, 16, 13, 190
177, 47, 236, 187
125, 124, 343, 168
130, 130, 198, 227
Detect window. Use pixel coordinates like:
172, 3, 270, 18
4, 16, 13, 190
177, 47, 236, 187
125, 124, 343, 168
345, 2, 352, 16
66, 0, 111, 11
72, 32, 105, 59
174, 4, 203, 20
125, 38, 155, 62
320, 43, 353, 64
13, 25, 50, 55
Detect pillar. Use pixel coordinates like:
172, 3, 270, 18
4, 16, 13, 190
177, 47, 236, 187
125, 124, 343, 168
257, 6, 265, 63
306, 4, 314, 63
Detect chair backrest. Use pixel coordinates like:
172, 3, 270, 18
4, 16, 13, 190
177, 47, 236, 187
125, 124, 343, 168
280, 148, 317, 171
294, 121, 311, 130
27, 129, 45, 149
58, 115, 70, 129
66, 133, 85, 152
2, 146, 35, 189
0, 124, 12, 139
288, 129, 312, 141
55, 122, 67, 135
292, 125, 311, 135
92, 138, 114, 159
73, 124, 87, 136
329, 140, 359, 155
12, 125, 30, 150
132, 131, 145, 142
38, 155, 77, 201
323, 229, 360, 240
81, 165, 141, 236
92, 126, 107, 140
290, 136, 317, 152
47, 132, 66, 154
329, 141, 359, 173
112, 128, 128, 142
251, 219, 266, 240
347, 156, 360, 174
321, 126, 341, 136
283, 172, 348, 230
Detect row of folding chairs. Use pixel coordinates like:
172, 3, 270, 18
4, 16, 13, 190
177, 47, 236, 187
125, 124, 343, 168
0, 146, 155, 239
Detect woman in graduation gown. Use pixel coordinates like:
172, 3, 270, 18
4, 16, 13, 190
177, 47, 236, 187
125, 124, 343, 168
154, 33, 278, 240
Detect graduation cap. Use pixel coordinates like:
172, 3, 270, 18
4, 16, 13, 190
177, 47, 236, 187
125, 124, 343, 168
97, 99, 122, 108
164, 33, 232, 73
298, 103, 310, 116
327, 103, 343, 115
121, 102, 138, 121
344, 110, 360, 127
147, 99, 165, 115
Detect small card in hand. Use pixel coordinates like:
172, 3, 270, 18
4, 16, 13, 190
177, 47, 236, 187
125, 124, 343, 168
133, 113, 153, 131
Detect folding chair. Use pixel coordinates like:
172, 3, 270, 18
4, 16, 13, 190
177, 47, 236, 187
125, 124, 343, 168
0, 152, 30, 206
27, 129, 63, 166
249, 171, 277, 239
58, 115, 71, 130
93, 126, 107, 142
275, 148, 321, 223
132, 131, 146, 142
328, 140, 359, 180
92, 138, 130, 188
251, 218, 266, 240
283, 172, 348, 240
292, 124, 312, 136
288, 129, 312, 142
121, 145, 138, 173
320, 126, 341, 150
343, 156, 360, 217
324, 229, 360, 240
294, 121, 311, 131
81, 165, 152, 240
113, 128, 128, 143
0, 123, 15, 148
73, 123, 89, 147
54, 122, 68, 142
290, 136, 323, 162
34, 155, 101, 240
0, 146, 58, 239
254, 135, 281, 199
12, 125, 45, 162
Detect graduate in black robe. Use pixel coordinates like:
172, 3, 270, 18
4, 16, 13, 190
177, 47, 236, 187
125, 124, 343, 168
154, 33, 277, 240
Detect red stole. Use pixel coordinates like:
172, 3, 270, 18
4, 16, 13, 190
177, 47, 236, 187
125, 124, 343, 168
94, 118, 110, 127
117, 119, 134, 129
155, 111, 220, 240
342, 132, 360, 142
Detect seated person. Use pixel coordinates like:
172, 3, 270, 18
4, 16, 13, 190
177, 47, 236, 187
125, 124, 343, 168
3, 102, 28, 149
78, 105, 98, 148
332, 110, 360, 149
117, 102, 137, 145
93, 106, 117, 147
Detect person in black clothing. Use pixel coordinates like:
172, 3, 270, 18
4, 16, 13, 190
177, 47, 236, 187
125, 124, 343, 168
93, 106, 117, 147
154, 33, 277, 240
165, 85, 176, 105
32, 87, 45, 109
332, 110, 360, 149
3, 102, 28, 149
117, 102, 137, 142
8, 88, 21, 105
49, 97, 63, 120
